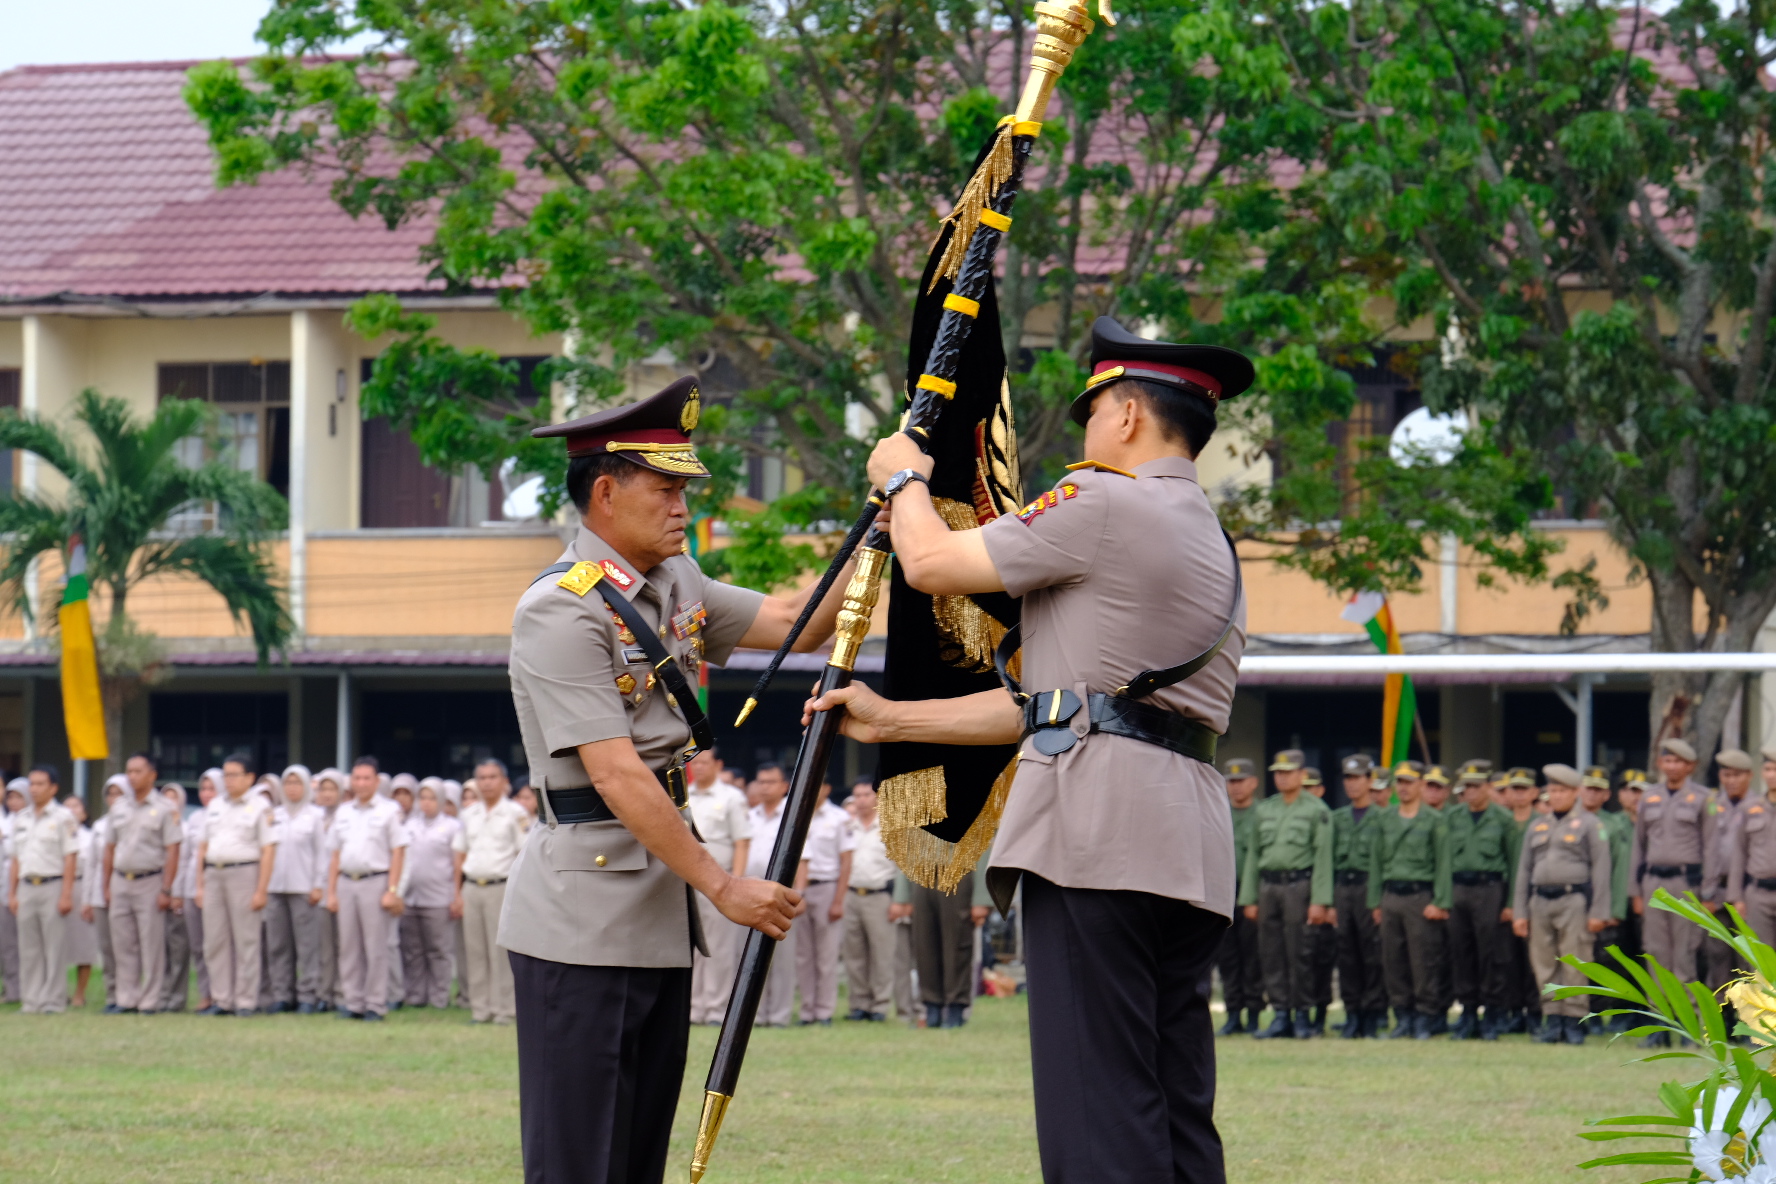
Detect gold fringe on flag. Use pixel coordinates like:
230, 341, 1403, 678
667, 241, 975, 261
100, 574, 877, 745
878, 758, 1018, 892
929, 497, 1011, 673
928, 123, 1017, 290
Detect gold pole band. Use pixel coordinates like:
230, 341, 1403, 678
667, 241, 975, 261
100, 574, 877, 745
829, 547, 889, 673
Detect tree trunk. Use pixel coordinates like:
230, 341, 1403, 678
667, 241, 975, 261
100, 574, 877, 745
1646, 566, 1704, 765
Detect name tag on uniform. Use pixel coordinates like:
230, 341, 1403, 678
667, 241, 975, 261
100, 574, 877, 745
671, 600, 706, 640
622, 646, 648, 665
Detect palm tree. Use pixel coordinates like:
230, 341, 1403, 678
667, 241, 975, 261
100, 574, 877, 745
0, 389, 293, 776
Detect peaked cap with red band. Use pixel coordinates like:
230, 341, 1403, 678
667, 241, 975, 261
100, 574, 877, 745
1068, 316, 1256, 427
531, 375, 711, 477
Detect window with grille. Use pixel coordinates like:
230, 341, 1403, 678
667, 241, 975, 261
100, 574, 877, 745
158, 361, 292, 530
0, 368, 18, 493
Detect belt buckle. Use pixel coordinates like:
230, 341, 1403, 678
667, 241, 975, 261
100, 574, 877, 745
665, 764, 688, 808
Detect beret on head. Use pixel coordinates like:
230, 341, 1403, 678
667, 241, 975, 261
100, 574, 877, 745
1662, 738, 1698, 762
1542, 763, 1582, 788
1719, 749, 1754, 771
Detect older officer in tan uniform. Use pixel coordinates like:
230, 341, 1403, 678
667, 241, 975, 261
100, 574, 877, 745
1633, 737, 1718, 1045
1512, 764, 1611, 1044
811, 318, 1251, 1184
103, 752, 182, 1014
503, 377, 825, 1184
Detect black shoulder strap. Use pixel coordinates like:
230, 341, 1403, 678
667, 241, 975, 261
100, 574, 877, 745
993, 530, 1244, 704
530, 562, 715, 754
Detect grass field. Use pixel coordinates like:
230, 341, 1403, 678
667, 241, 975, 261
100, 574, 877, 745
1, 993, 1676, 1184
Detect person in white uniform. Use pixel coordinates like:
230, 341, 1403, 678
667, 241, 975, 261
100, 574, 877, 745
686, 749, 751, 1024
265, 764, 328, 1013
63, 795, 100, 1007
8, 765, 78, 1013
326, 756, 407, 1021
451, 758, 526, 1024
400, 781, 460, 1008
196, 754, 279, 1016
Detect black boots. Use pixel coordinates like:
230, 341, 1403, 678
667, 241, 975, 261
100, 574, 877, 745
1292, 1009, 1316, 1039
1339, 1009, 1365, 1039
1254, 1010, 1295, 1039
1450, 1010, 1480, 1040
1533, 1015, 1566, 1043
1386, 1009, 1418, 1039
1217, 1009, 1246, 1037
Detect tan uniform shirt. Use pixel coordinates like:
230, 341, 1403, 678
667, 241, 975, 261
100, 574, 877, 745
12, 800, 78, 879
328, 796, 407, 875
203, 793, 276, 864
499, 525, 764, 968
686, 782, 750, 875
454, 797, 530, 882
107, 789, 183, 874
1633, 779, 1719, 899
1729, 796, 1776, 893
980, 457, 1245, 918
1512, 809, 1613, 922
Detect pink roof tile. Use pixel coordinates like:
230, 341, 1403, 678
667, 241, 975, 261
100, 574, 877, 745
0, 59, 440, 302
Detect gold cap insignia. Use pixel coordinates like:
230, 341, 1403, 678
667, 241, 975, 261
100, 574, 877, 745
681, 386, 701, 432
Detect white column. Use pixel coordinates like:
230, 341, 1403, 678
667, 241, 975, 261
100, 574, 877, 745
288, 312, 311, 638
1439, 533, 1459, 635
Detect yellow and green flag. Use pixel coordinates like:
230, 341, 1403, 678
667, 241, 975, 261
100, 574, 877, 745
60, 539, 108, 761
1343, 590, 1416, 767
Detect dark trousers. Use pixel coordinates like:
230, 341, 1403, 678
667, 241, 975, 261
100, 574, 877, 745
1333, 879, 1385, 1012
1448, 880, 1507, 1010
1214, 907, 1264, 1012
1257, 878, 1313, 1011
1023, 874, 1226, 1184
1309, 920, 1336, 1010
911, 874, 976, 1008
1380, 889, 1446, 1015
1595, 910, 1642, 1019
510, 951, 690, 1184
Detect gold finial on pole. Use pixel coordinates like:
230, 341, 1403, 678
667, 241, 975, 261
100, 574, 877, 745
828, 547, 889, 673
733, 697, 759, 727
690, 1091, 732, 1183
1013, 0, 1115, 126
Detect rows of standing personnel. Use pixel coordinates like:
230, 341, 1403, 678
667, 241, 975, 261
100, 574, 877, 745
1218, 739, 1773, 1044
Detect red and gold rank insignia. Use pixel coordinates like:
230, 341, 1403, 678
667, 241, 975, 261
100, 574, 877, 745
615, 673, 637, 695
599, 559, 636, 590
671, 600, 706, 640
606, 610, 636, 644
1016, 482, 1079, 524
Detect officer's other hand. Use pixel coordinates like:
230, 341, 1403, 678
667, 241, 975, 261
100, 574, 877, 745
1512, 917, 1530, 937
971, 905, 990, 927
1586, 917, 1609, 933
866, 433, 935, 492
718, 875, 804, 940
308, 888, 322, 906
804, 682, 894, 744
325, 893, 339, 914
829, 896, 847, 923
1499, 907, 1512, 923
57, 891, 73, 916
888, 902, 912, 922
1631, 895, 1645, 915
450, 893, 465, 920
1422, 905, 1448, 922
1242, 904, 1258, 921
382, 891, 404, 916
250, 890, 268, 912
81, 904, 94, 923
1371, 908, 1382, 925
1307, 904, 1330, 926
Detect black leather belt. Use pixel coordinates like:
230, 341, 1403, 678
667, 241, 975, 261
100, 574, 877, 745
1018, 690, 1218, 763
1333, 870, 1369, 886
20, 874, 61, 886
1260, 868, 1313, 885
1452, 871, 1504, 886
465, 875, 508, 888
1383, 879, 1433, 895
1534, 883, 1589, 899
116, 869, 162, 881
1755, 877, 1776, 892
852, 884, 892, 896
1645, 863, 1703, 885
547, 766, 687, 825
340, 870, 387, 881
207, 861, 260, 870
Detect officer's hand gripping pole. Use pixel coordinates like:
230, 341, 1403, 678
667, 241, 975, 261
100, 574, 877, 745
692, 3, 1113, 1179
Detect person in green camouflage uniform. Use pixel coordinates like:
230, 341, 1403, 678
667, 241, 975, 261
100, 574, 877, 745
1216, 758, 1265, 1035
1368, 761, 1453, 1039
1330, 754, 1386, 1038
1444, 760, 1514, 1039
1239, 749, 1334, 1040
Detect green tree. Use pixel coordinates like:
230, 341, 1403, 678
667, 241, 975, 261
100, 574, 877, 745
1177, 0, 1776, 758
0, 391, 294, 777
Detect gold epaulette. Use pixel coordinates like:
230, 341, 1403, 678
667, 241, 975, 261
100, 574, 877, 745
1065, 459, 1137, 478
556, 561, 604, 596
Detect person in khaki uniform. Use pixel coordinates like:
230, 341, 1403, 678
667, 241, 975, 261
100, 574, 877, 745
841, 779, 898, 1022
810, 319, 1252, 1183
1727, 759, 1776, 947
326, 757, 408, 1021
1705, 749, 1757, 991
504, 379, 824, 1183
1330, 754, 1385, 1038
1217, 757, 1265, 1035
103, 752, 182, 1014
196, 754, 278, 1016
685, 749, 752, 1025
1445, 759, 1514, 1040
1368, 761, 1452, 1039
1633, 736, 1718, 1046
7, 766, 78, 1013
1579, 765, 1633, 1032
451, 758, 527, 1025
1238, 749, 1334, 1039
1512, 764, 1612, 1045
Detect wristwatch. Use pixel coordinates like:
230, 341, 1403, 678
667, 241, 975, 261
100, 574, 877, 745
883, 469, 930, 498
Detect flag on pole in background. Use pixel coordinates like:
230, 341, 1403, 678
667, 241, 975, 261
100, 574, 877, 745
60, 538, 108, 760
1343, 590, 1415, 767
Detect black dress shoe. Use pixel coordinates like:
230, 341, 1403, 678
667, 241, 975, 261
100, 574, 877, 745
363, 1012, 385, 1022
297, 1002, 318, 1015
1534, 1016, 1567, 1044
1292, 1009, 1316, 1039
1217, 1011, 1246, 1037
1450, 1011, 1479, 1040
1339, 1010, 1364, 1039
1564, 1017, 1587, 1045
1386, 1010, 1417, 1039
942, 1004, 967, 1029
1254, 1012, 1294, 1039
337, 1010, 364, 1020
924, 1004, 943, 1029
1309, 1006, 1327, 1036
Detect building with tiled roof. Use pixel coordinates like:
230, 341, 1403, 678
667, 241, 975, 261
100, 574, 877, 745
0, 55, 1747, 795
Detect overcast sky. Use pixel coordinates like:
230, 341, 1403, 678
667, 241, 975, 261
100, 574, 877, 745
2, 0, 374, 73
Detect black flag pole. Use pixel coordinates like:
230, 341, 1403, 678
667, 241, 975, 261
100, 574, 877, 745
690, 2, 1116, 1178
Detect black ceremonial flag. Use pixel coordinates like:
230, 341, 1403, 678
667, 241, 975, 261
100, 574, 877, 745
877, 128, 1025, 893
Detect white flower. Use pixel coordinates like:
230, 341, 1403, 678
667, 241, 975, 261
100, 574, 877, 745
1692, 1088, 1775, 1181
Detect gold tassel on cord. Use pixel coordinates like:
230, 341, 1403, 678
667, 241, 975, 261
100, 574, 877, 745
929, 123, 1017, 290
879, 758, 1018, 892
